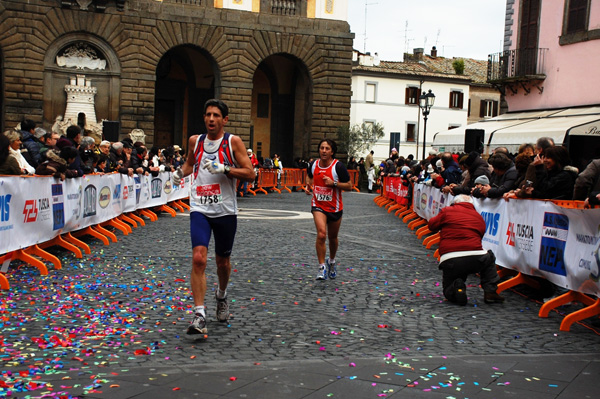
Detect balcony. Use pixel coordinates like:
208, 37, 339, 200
487, 48, 548, 84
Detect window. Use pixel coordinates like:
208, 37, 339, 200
560, 0, 597, 45
480, 100, 499, 118
406, 123, 416, 142
449, 90, 464, 109
390, 133, 401, 154
405, 87, 419, 105
365, 83, 377, 103
566, 0, 588, 34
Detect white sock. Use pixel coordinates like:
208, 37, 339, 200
328, 258, 336, 265
194, 306, 206, 317
319, 263, 326, 269
216, 289, 227, 300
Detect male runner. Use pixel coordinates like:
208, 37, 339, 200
173, 99, 255, 335
305, 139, 352, 280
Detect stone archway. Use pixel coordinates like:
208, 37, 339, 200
154, 45, 220, 149
251, 54, 312, 166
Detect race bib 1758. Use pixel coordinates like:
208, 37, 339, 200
196, 184, 222, 205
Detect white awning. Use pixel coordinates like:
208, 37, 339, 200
489, 109, 600, 152
432, 118, 531, 153
433, 106, 600, 154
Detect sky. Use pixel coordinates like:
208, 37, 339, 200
347, 0, 507, 61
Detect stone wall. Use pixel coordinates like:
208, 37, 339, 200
0, 0, 353, 154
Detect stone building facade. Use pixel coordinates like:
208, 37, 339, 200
0, 0, 353, 163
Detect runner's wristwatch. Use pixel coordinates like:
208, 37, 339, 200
333, 181, 338, 187
224, 165, 231, 174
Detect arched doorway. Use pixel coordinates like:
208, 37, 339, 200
251, 54, 312, 166
155, 45, 220, 149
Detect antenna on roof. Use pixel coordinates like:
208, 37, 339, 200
435, 29, 441, 47
403, 21, 413, 56
363, 1, 378, 53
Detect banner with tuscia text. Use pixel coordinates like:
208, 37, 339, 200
0, 172, 190, 254
411, 183, 600, 296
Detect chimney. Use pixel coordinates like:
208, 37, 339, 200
413, 48, 424, 61
431, 46, 437, 58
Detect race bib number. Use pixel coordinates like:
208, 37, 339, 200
196, 184, 222, 205
314, 186, 333, 202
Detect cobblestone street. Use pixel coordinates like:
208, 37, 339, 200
2, 191, 599, 398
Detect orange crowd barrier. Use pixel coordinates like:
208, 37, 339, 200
348, 170, 360, 192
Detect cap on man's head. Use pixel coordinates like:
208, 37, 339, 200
247, 149, 253, 153
121, 140, 133, 149
426, 164, 434, 173
474, 175, 490, 185
391, 148, 397, 152
173, 145, 181, 152
429, 149, 439, 156
436, 159, 443, 169
34, 127, 47, 139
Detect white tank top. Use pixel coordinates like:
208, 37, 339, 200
189, 134, 238, 217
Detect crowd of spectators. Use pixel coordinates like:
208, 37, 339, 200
0, 119, 186, 181
371, 137, 600, 207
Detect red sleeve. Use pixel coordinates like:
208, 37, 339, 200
428, 208, 445, 232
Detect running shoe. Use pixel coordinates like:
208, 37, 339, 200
327, 259, 337, 279
187, 313, 207, 335
215, 295, 230, 322
316, 264, 328, 280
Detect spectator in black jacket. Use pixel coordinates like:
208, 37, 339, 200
473, 152, 518, 199
19, 119, 43, 168
445, 151, 491, 196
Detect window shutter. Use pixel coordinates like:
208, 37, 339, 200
458, 92, 464, 109
480, 100, 485, 117
405, 87, 410, 105
449, 93, 453, 108
492, 101, 499, 117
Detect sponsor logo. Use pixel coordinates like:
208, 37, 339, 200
428, 195, 433, 210
481, 211, 501, 246
99, 186, 111, 209
113, 184, 121, 200
67, 185, 82, 220
164, 179, 172, 194
539, 212, 568, 277
23, 198, 51, 224
52, 183, 65, 230
134, 176, 142, 204
23, 199, 38, 223
420, 193, 427, 210
123, 185, 129, 200
83, 185, 97, 217
151, 178, 162, 199
506, 222, 535, 252
0, 194, 13, 231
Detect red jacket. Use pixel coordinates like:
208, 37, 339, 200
427, 202, 485, 256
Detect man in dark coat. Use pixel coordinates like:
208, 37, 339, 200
473, 152, 518, 198
428, 194, 504, 305
447, 151, 491, 196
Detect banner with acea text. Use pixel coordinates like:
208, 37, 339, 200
412, 183, 600, 296
0, 172, 190, 254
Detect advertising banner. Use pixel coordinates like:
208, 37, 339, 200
409, 183, 600, 296
0, 172, 190, 254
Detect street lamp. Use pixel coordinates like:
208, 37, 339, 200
419, 89, 435, 160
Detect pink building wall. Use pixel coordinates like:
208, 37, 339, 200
506, 0, 600, 111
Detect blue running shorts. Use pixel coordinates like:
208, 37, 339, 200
190, 212, 237, 257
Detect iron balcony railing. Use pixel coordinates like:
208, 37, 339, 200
487, 48, 548, 82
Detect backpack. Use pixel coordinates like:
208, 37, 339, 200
263, 158, 274, 169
